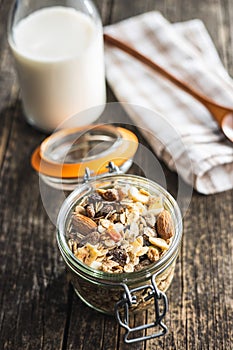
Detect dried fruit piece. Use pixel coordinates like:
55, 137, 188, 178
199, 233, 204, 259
75, 243, 101, 266
100, 203, 114, 216
106, 226, 122, 242
110, 248, 128, 267
148, 196, 163, 215
87, 193, 103, 203
142, 234, 151, 246
86, 203, 95, 218
72, 213, 97, 235
129, 186, 149, 204
67, 183, 175, 275
97, 189, 119, 201
134, 258, 151, 271
149, 237, 169, 250
117, 187, 128, 200
157, 210, 174, 240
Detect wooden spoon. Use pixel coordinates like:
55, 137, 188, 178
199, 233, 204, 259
104, 33, 233, 143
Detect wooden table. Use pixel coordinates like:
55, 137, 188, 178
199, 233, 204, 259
0, 1, 233, 349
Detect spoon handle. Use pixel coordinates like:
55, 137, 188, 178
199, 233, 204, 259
104, 33, 230, 125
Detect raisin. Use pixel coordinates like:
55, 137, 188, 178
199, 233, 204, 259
101, 189, 119, 201
110, 248, 127, 267
100, 204, 114, 216
134, 258, 151, 271
88, 193, 103, 203
86, 203, 95, 218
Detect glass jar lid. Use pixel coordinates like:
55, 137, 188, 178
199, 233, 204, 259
31, 125, 138, 189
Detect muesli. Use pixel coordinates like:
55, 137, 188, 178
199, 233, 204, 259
66, 183, 174, 273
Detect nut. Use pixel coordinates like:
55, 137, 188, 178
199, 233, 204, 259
72, 213, 97, 235
157, 210, 174, 240
148, 246, 160, 262
106, 226, 122, 242
149, 236, 169, 250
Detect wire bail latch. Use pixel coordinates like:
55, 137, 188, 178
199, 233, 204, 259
115, 274, 168, 343
84, 161, 120, 183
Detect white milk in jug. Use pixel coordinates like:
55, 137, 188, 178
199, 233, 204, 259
9, 6, 106, 131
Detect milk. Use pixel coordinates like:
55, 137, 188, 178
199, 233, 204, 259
9, 6, 106, 131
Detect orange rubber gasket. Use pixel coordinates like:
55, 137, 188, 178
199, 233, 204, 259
31, 125, 138, 179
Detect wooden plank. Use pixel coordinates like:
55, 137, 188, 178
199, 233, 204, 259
0, 111, 70, 349
0, 2, 70, 349
0, 0, 18, 171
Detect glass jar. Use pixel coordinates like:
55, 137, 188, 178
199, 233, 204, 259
57, 173, 183, 343
8, 0, 106, 132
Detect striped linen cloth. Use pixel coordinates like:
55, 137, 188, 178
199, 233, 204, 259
104, 12, 233, 194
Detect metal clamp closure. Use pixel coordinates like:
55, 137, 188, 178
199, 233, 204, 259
115, 274, 168, 343
84, 161, 120, 183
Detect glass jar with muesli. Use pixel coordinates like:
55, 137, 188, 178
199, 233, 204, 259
57, 174, 182, 343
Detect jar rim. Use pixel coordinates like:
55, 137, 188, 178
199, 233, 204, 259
56, 174, 183, 284
31, 125, 138, 191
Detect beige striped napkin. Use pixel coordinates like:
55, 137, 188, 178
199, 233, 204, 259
104, 12, 233, 194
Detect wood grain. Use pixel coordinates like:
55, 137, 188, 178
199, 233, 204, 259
0, 0, 232, 349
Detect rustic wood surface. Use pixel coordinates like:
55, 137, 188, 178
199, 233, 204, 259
0, 0, 233, 349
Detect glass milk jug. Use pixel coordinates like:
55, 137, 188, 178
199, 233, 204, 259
8, 0, 106, 132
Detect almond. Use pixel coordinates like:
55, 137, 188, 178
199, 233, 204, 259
72, 213, 97, 235
156, 210, 174, 240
